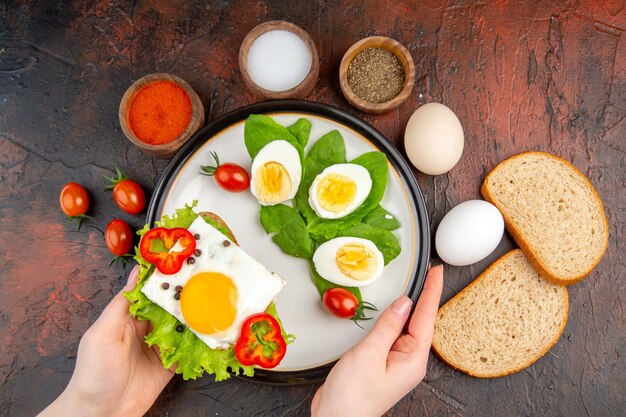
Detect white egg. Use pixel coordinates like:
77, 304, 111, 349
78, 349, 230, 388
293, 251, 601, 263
404, 103, 464, 175
435, 200, 504, 266
309, 163, 372, 219
250, 140, 302, 205
141, 216, 286, 350
313, 237, 384, 287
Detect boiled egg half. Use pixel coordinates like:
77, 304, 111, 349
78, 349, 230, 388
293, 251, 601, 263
309, 163, 372, 219
141, 216, 286, 350
251, 140, 302, 205
313, 237, 384, 287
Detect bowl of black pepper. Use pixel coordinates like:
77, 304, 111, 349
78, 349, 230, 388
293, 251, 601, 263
339, 36, 415, 114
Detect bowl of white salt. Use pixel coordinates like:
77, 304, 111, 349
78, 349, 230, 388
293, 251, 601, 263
239, 21, 319, 100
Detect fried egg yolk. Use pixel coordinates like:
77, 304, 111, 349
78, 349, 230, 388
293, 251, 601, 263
335, 243, 380, 281
180, 272, 238, 335
315, 174, 357, 213
254, 162, 292, 204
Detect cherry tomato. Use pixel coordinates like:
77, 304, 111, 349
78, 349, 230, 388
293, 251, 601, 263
105, 219, 134, 256
112, 179, 146, 214
60, 182, 89, 217
200, 152, 250, 192
322, 288, 360, 319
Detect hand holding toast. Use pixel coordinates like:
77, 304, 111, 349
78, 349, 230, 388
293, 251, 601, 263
37, 266, 174, 417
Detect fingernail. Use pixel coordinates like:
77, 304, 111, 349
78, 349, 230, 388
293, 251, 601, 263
391, 296, 412, 316
125, 265, 140, 288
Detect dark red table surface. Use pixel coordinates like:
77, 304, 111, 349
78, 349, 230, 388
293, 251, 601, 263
1, 1, 624, 416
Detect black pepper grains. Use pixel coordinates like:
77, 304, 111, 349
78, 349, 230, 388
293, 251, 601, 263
187, 257, 195, 265
194, 249, 202, 257
176, 325, 184, 333
161, 282, 170, 290
174, 293, 180, 300
347, 47, 405, 103
175, 285, 183, 293
223, 240, 231, 247
193, 233, 201, 240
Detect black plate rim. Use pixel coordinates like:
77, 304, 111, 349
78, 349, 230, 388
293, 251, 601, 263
145, 99, 430, 386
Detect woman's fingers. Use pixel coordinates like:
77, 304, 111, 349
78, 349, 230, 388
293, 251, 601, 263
358, 296, 413, 354
92, 266, 140, 339
406, 265, 444, 353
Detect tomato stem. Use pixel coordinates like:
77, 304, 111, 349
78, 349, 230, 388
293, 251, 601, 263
65, 214, 94, 231
103, 164, 128, 190
199, 151, 220, 176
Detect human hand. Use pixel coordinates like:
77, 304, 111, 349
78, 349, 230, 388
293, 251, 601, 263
38, 266, 174, 417
311, 265, 444, 417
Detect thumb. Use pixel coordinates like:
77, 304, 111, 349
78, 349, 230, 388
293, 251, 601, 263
92, 265, 140, 338
358, 296, 413, 354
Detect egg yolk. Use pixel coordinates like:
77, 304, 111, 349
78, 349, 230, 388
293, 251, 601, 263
255, 162, 292, 204
180, 272, 238, 335
336, 243, 379, 281
316, 174, 357, 212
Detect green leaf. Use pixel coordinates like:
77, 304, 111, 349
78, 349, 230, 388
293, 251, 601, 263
307, 151, 389, 239
125, 202, 291, 381
294, 130, 347, 218
259, 204, 314, 259
333, 223, 401, 265
244, 114, 302, 159
287, 118, 312, 148
362, 205, 400, 231
308, 261, 362, 302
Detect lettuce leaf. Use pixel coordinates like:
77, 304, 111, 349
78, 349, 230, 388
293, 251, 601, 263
362, 205, 400, 231
308, 261, 362, 301
244, 114, 303, 159
124, 201, 291, 381
287, 118, 312, 148
259, 204, 314, 259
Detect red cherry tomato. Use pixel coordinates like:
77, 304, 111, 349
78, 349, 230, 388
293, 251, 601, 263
60, 182, 89, 217
104, 165, 147, 214
200, 152, 250, 192
112, 179, 146, 215
215, 163, 251, 192
322, 288, 360, 319
105, 219, 134, 256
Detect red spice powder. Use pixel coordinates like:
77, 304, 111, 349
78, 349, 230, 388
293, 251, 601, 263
129, 81, 192, 145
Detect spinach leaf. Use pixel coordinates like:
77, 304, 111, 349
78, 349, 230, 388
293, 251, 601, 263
333, 223, 401, 265
307, 151, 389, 239
259, 204, 314, 259
244, 114, 302, 159
362, 205, 400, 231
294, 130, 347, 218
287, 118, 312, 148
308, 261, 362, 302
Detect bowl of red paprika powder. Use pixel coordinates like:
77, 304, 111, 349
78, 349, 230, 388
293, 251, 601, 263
119, 73, 205, 158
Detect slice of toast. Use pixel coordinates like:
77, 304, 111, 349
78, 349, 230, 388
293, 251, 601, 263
481, 152, 608, 285
432, 250, 569, 378
198, 211, 238, 245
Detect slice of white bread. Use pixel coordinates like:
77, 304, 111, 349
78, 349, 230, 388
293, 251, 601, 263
432, 250, 569, 378
481, 152, 608, 285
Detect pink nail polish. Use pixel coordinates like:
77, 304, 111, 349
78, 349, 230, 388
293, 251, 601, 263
391, 296, 412, 316
126, 265, 140, 286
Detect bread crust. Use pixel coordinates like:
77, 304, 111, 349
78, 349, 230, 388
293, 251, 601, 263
480, 151, 609, 285
431, 249, 570, 378
198, 211, 238, 245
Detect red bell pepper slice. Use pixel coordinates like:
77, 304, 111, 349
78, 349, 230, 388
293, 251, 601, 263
234, 313, 286, 369
139, 227, 196, 275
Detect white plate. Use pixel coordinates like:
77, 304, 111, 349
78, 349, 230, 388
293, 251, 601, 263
147, 101, 429, 383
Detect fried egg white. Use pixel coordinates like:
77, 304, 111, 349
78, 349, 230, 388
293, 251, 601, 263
309, 163, 372, 219
313, 237, 384, 287
141, 216, 286, 350
250, 140, 302, 205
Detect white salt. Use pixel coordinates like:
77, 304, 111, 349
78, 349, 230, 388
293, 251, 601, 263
247, 30, 312, 92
